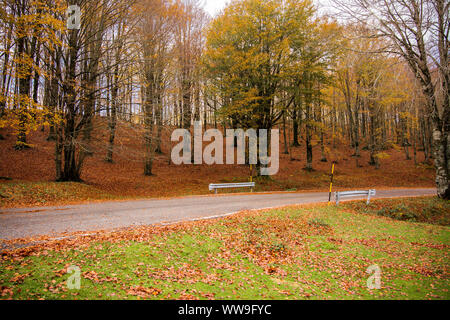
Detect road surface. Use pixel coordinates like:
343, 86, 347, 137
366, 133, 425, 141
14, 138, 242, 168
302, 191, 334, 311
0, 188, 436, 241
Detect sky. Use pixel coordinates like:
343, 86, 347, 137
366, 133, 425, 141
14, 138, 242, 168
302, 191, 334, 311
202, 0, 336, 17
203, 0, 229, 16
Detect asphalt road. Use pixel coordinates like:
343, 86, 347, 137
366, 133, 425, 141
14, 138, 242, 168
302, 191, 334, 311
0, 188, 436, 240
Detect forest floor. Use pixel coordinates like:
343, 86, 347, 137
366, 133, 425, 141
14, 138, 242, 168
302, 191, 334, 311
0, 197, 448, 300
0, 120, 436, 208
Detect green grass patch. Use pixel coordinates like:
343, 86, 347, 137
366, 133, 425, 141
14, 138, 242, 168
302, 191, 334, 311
1, 197, 449, 300
342, 197, 450, 226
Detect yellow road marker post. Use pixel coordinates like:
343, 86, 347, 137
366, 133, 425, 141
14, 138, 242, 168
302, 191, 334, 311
328, 163, 335, 206
249, 164, 253, 192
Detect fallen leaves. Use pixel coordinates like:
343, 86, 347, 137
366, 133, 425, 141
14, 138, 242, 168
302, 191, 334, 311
10, 272, 31, 284
1, 286, 14, 298
126, 286, 161, 298
0, 123, 436, 209
82, 271, 119, 284
0, 199, 448, 300
343, 197, 450, 226
408, 265, 445, 278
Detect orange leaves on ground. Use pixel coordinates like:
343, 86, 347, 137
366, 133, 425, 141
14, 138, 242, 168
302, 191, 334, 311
126, 286, 161, 298
0, 121, 436, 208
82, 271, 119, 284
1, 286, 14, 298
1, 200, 449, 300
212, 211, 336, 277
10, 272, 31, 284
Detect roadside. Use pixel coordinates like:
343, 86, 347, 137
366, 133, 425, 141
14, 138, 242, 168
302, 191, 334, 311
0, 179, 437, 210
0, 188, 436, 242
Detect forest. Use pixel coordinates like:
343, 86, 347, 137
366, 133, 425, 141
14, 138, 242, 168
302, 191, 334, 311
0, 0, 448, 199
0, 0, 449, 303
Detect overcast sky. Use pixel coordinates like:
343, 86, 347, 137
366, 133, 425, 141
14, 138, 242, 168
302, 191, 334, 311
203, 0, 336, 17
203, 0, 229, 16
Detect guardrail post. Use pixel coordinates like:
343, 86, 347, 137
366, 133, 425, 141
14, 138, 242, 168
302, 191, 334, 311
367, 189, 373, 204
335, 192, 340, 205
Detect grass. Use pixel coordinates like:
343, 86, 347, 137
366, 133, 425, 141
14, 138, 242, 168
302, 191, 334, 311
1, 197, 448, 300
342, 197, 450, 226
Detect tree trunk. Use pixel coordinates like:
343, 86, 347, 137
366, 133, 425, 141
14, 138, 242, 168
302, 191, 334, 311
282, 111, 288, 154
106, 38, 121, 163
143, 71, 155, 176
304, 103, 313, 171
292, 107, 300, 147
14, 27, 33, 150
144, 96, 154, 176
319, 107, 327, 162
59, 28, 81, 182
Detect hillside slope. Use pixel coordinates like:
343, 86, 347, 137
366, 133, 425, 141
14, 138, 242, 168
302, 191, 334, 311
0, 122, 435, 207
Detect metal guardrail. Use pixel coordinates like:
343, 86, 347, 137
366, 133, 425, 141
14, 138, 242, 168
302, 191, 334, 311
335, 189, 376, 205
209, 182, 255, 194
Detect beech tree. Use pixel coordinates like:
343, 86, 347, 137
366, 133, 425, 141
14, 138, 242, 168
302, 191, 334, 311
0, 0, 63, 149
334, 0, 449, 198
204, 0, 320, 172
51, 0, 133, 181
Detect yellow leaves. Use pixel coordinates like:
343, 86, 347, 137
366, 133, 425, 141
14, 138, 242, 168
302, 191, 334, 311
330, 24, 419, 121
204, 0, 320, 126
391, 143, 403, 152
374, 152, 391, 160
0, 93, 61, 138
13, 54, 38, 80
3, 0, 65, 57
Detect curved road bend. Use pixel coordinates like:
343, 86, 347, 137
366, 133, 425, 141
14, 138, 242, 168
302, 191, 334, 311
0, 188, 436, 240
